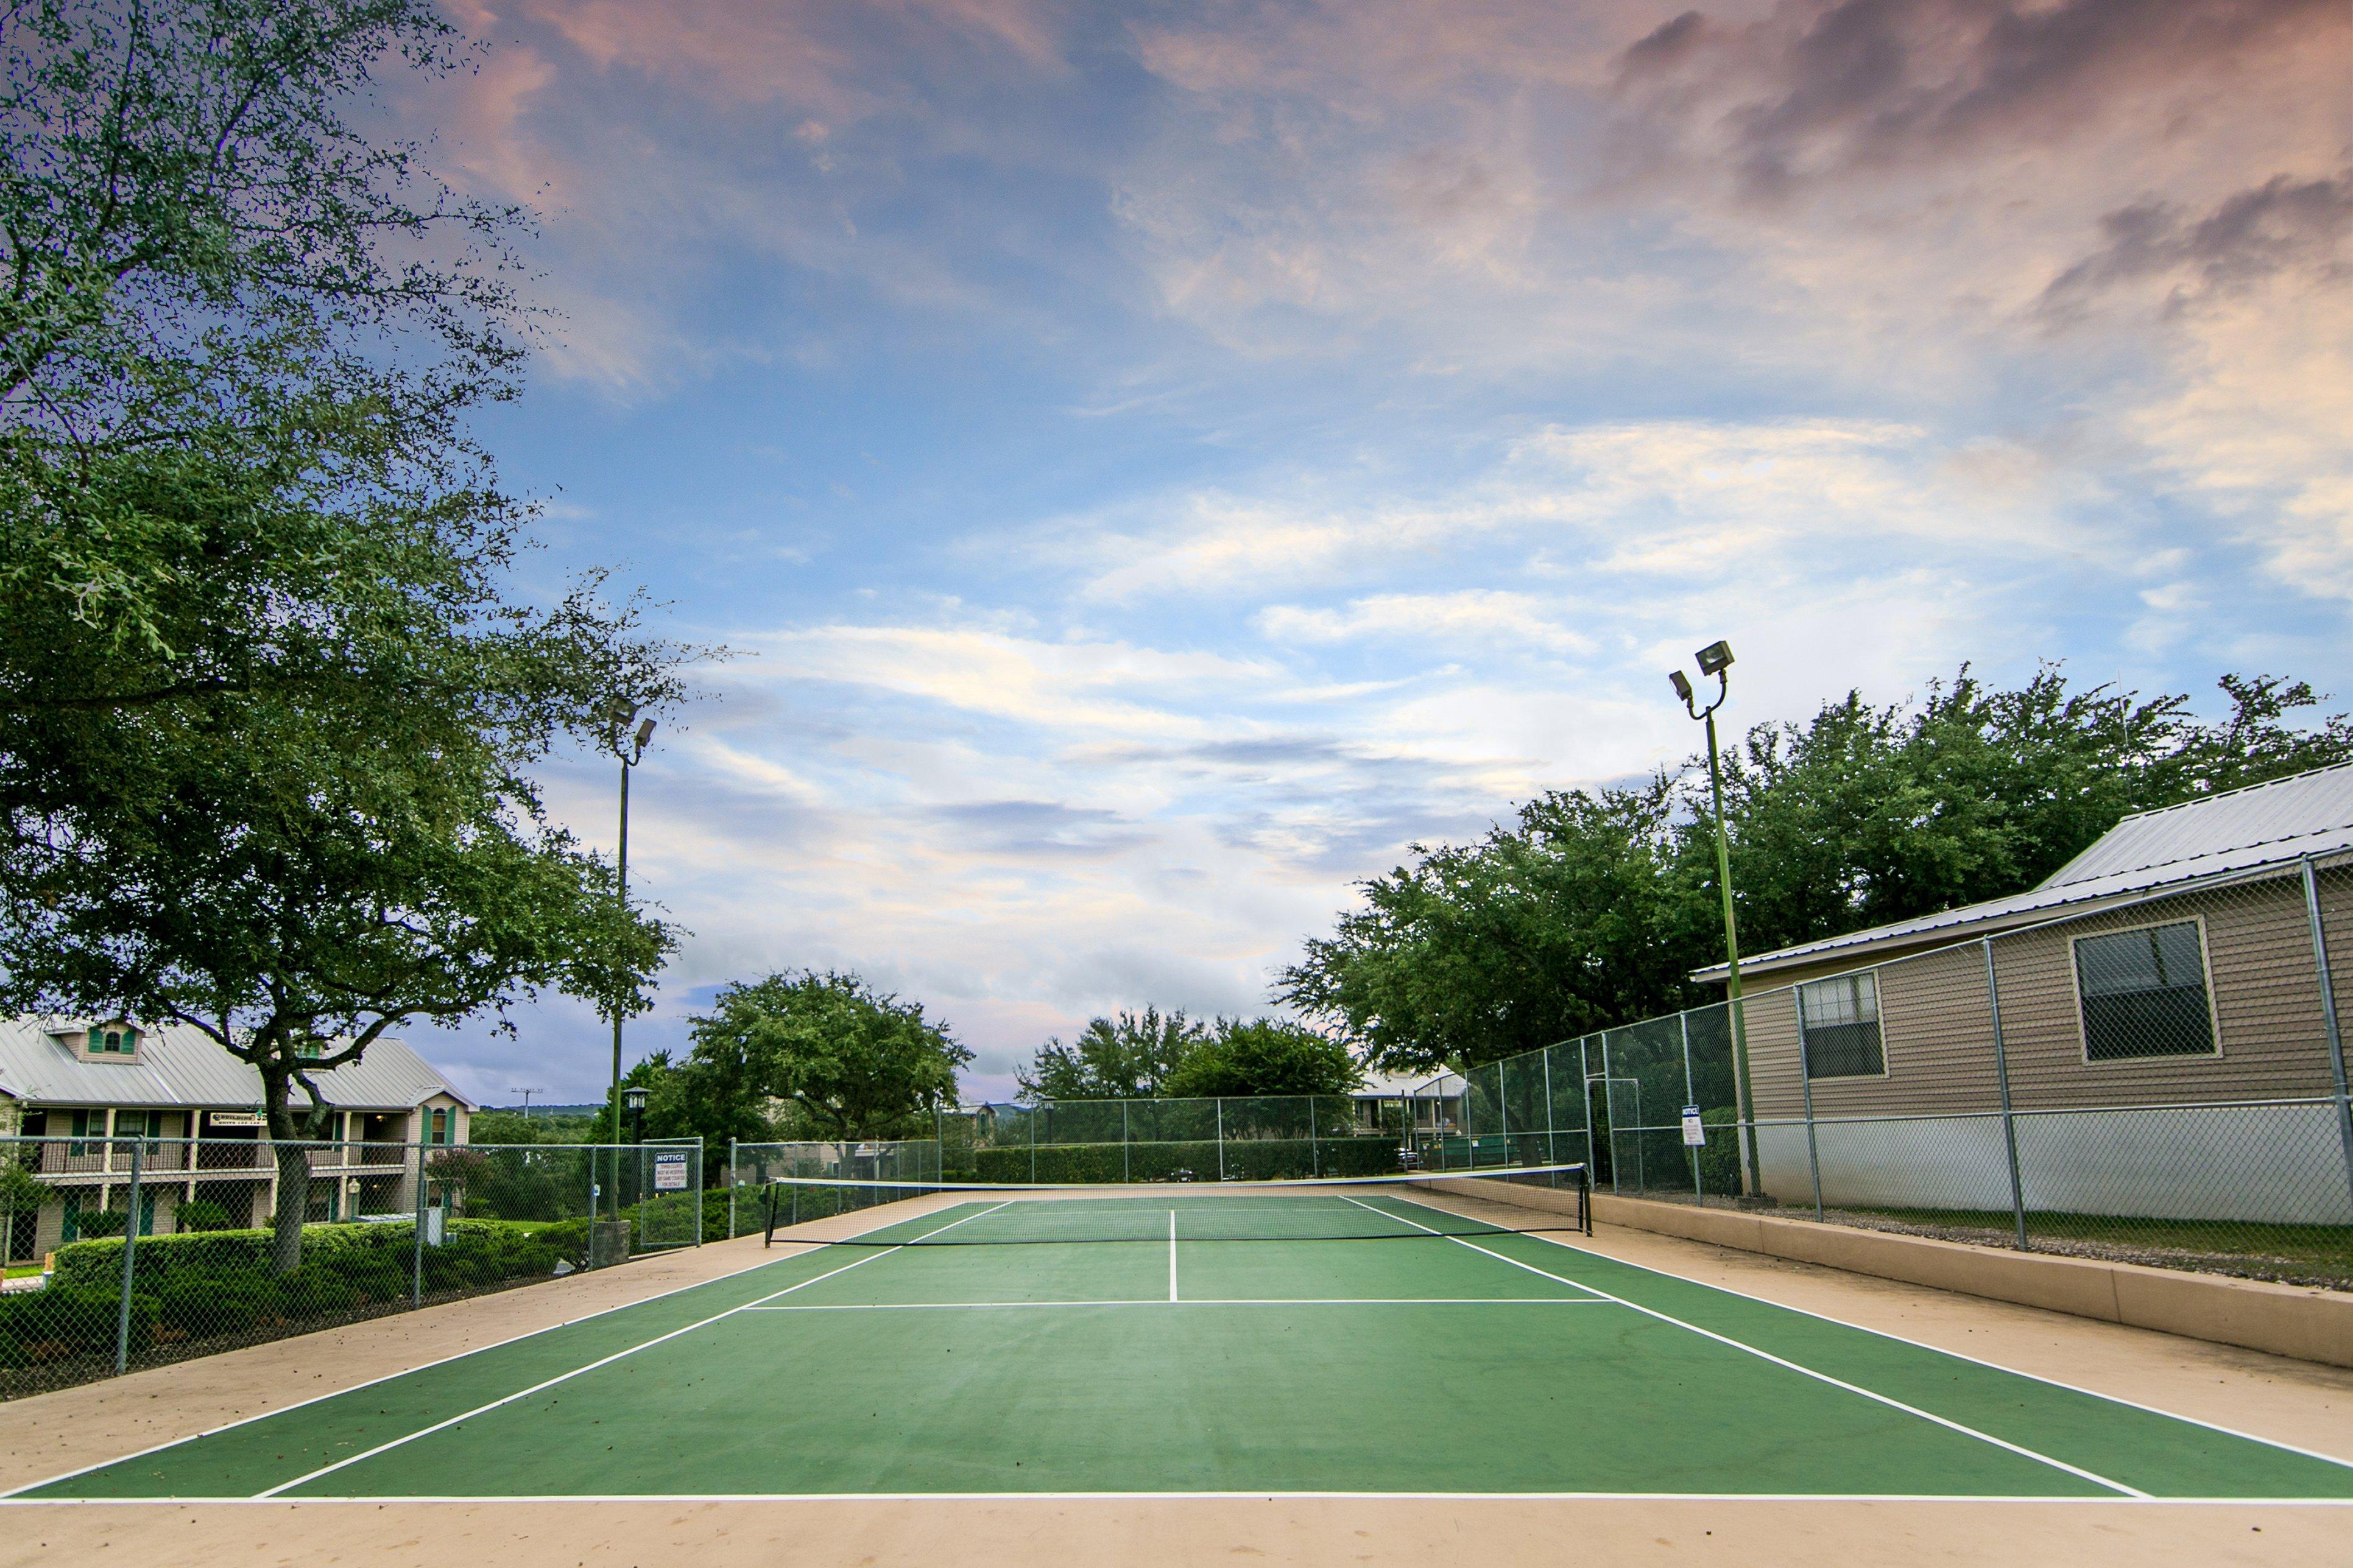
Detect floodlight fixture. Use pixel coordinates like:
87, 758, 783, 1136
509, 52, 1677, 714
1695, 639, 1734, 677
1668, 669, 1694, 703
623, 1086, 649, 1112
633, 716, 657, 752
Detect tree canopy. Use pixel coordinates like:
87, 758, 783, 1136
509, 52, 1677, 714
686, 971, 972, 1139
1017, 1009, 1361, 1100
1017, 1007, 1208, 1100
0, 0, 696, 1273
1159, 1018, 1363, 1099
1280, 667, 2353, 1076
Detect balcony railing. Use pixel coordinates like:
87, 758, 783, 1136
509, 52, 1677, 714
7, 1136, 416, 1178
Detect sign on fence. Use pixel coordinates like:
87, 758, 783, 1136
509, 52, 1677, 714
652, 1149, 690, 1191
1681, 1106, 1707, 1148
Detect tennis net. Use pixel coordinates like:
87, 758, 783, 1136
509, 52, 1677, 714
760, 1163, 1591, 1248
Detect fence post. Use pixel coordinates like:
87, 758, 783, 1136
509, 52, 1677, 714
1310, 1096, 1319, 1178
728, 1138, 738, 1241
1122, 1100, 1131, 1184
1215, 1099, 1226, 1181
1983, 937, 2030, 1250
1792, 996, 1825, 1222
1541, 1047, 1557, 1167
2300, 856, 2353, 1211
411, 1140, 428, 1306
1578, 1036, 1593, 1178
1680, 1012, 1702, 1201
113, 1136, 143, 1375
1029, 1105, 1037, 1184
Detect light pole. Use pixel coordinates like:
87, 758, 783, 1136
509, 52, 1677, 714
510, 1088, 540, 1120
1670, 639, 1763, 1197
605, 700, 657, 1225
623, 1085, 649, 1212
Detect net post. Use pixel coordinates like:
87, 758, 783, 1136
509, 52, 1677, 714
763, 1181, 776, 1248
1580, 1162, 1593, 1236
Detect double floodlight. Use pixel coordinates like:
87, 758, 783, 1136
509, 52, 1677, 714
604, 697, 657, 758
1667, 639, 1735, 712
623, 1086, 649, 1112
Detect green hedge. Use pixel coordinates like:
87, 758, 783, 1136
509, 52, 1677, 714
0, 1287, 156, 1368
13, 1218, 591, 1373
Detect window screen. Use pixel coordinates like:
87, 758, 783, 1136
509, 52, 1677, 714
1799, 972, 1885, 1078
2075, 921, 2214, 1060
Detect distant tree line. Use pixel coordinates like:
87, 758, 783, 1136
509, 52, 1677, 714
1017, 1009, 1362, 1100
1277, 667, 2353, 1077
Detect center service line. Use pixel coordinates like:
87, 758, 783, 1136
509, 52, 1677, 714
253, 1199, 1017, 1500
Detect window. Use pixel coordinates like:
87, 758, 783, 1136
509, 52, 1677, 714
85, 1024, 138, 1056
2075, 920, 2215, 1061
1799, 972, 1885, 1078
67, 1108, 96, 1156
428, 1107, 450, 1145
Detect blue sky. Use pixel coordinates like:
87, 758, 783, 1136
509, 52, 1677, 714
400, 0, 2353, 1105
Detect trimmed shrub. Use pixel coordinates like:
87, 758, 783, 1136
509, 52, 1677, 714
176, 1200, 236, 1232
0, 1287, 156, 1366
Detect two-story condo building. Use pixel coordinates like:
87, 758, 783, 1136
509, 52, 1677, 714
0, 1016, 474, 1262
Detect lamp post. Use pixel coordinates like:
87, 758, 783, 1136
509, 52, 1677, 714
605, 700, 657, 1225
623, 1086, 649, 1212
1670, 639, 1763, 1197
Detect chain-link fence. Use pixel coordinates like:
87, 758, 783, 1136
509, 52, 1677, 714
1441, 856, 2353, 1290
722, 1139, 942, 1237
0, 1137, 700, 1400
928, 1095, 1410, 1187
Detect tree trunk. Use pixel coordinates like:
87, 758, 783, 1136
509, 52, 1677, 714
269, 1139, 310, 1275
259, 1065, 314, 1277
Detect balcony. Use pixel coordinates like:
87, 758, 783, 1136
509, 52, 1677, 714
21, 1139, 193, 1178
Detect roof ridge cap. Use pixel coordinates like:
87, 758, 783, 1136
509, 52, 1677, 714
2113, 759, 2353, 825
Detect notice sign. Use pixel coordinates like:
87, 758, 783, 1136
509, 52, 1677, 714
1681, 1105, 1707, 1147
652, 1148, 690, 1191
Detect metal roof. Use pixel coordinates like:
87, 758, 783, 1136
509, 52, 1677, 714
0, 1018, 476, 1112
1695, 761, 2353, 981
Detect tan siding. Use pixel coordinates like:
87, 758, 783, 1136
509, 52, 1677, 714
1991, 877, 2335, 1108
1727, 872, 2343, 1117
1738, 987, 1807, 1117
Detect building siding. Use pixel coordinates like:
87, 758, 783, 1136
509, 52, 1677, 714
1738, 868, 2348, 1118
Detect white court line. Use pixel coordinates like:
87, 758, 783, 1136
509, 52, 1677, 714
1168, 1211, 1178, 1302
739, 1297, 1610, 1311
8, 1490, 2352, 1508
1484, 1200, 2353, 1481
1339, 1195, 2147, 1500
250, 1200, 1016, 1501
0, 1204, 950, 1502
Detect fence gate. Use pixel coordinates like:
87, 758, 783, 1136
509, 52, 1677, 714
1587, 1077, 1643, 1194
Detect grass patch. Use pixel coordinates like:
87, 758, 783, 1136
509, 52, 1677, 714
1827, 1204, 2352, 1279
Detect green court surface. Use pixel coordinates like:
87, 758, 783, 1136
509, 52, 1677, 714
12, 1190, 2353, 1503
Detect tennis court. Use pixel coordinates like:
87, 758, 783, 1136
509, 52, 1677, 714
9, 1172, 2352, 1504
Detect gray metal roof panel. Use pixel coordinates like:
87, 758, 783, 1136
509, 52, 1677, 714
0, 1018, 474, 1111
1697, 762, 2353, 980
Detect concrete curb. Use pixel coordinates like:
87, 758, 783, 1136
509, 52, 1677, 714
1586, 1191, 2353, 1368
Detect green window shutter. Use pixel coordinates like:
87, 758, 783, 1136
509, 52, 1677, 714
87, 1028, 104, 1055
